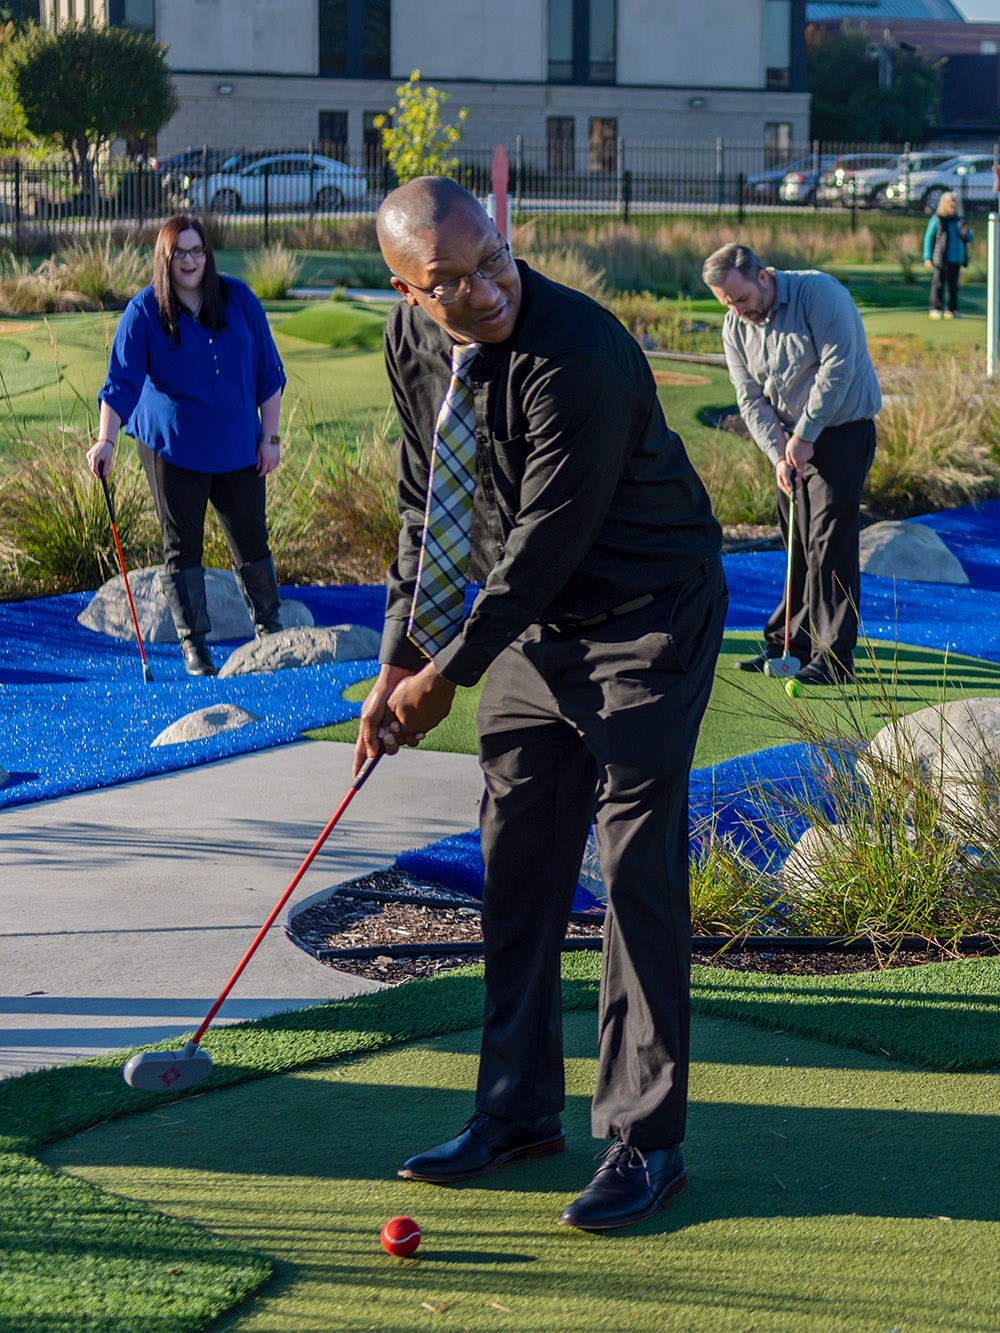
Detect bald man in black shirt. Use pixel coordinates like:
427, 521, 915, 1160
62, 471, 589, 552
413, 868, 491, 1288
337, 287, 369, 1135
355, 177, 727, 1231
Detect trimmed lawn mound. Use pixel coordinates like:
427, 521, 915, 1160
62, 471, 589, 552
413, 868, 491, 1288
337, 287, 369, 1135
276, 299, 387, 349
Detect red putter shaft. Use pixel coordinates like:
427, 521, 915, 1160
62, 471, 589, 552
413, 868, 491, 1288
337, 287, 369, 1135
97, 463, 153, 678
189, 750, 383, 1048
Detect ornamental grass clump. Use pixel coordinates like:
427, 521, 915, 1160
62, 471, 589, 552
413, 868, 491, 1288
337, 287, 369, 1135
56, 235, 149, 306
0, 427, 158, 596
244, 243, 303, 300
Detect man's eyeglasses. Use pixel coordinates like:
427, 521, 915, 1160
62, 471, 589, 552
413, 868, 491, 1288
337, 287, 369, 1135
396, 242, 512, 305
172, 245, 206, 260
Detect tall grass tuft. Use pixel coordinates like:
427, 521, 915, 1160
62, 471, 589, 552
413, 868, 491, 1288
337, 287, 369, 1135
0, 428, 159, 596
867, 352, 1000, 516
244, 244, 304, 300
0, 255, 81, 315
56, 235, 150, 306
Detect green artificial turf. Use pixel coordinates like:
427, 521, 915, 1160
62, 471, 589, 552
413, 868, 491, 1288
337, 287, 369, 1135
275, 298, 387, 349
305, 632, 1000, 772
33, 958, 1000, 1333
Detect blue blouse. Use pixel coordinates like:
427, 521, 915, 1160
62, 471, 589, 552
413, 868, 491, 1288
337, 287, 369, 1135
98, 277, 286, 473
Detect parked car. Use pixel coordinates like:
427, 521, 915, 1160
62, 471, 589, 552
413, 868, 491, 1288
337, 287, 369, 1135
148, 147, 233, 202
814, 154, 899, 207
186, 152, 368, 213
777, 155, 840, 205
886, 153, 997, 213
839, 150, 957, 210
746, 154, 831, 203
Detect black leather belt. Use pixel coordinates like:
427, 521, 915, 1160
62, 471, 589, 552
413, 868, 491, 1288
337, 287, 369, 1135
543, 592, 655, 633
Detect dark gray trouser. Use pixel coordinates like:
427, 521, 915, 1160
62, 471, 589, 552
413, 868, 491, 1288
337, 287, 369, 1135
765, 419, 876, 671
474, 556, 728, 1149
138, 441, 270, 573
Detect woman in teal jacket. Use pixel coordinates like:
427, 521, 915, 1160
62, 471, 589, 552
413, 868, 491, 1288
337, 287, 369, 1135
923, 192, 972, 319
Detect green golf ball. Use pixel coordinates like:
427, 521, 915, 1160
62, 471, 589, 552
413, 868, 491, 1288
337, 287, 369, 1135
785, 679, 801, 698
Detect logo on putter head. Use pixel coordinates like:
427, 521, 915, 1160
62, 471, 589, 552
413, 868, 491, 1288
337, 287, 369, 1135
159, 1065, 182, 1087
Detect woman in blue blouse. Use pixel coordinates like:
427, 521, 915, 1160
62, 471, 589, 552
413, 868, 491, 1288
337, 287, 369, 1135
923, 192, 972, 320
86, 214, 287, 676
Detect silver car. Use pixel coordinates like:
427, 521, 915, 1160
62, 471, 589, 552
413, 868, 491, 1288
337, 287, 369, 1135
885, 153, 996, 213
186, 152, 367, 213
843, 150, 957, 211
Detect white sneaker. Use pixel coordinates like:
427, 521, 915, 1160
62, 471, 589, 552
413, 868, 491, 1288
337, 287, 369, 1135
943, 310, 954, 319
929, 310, 943, 319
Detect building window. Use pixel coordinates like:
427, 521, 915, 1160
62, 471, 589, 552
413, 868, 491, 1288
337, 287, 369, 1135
588, 117, 616, 174
364, 110, 390, 186
547, 117, 575, 176
319, 110, 349, 156
765, 0, 791, 89
108, 0, 155, 34
764, 122, 791, 153
320, 0, 390, 79
548, 0, 616, 85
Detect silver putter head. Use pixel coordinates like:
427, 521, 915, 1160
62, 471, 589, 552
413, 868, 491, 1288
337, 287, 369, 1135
123, 1041, 213, 1091
142, 663, 154, 683
763, 655, 801, 679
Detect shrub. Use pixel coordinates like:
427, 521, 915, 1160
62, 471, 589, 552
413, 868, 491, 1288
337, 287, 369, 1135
57, 234, 150, 305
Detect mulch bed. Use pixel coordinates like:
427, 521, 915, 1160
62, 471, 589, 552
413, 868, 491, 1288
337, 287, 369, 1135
288, 869, 964, 987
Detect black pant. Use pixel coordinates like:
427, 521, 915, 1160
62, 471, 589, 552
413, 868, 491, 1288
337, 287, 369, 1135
138, 442, 270, 572
474, 557, 728, 1148
930, 263, 961, 314
765, 419, 876, 670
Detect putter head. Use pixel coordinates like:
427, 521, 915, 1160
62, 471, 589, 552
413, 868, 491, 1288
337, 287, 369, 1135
763, 655, 800, 679
123, 1043, 213, 1092
142, 662, 155, 684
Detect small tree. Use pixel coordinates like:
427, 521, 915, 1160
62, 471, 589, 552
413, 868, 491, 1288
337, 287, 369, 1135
806, 23, 941, 143
374, 70, 468, 184
9, 22, 177, 189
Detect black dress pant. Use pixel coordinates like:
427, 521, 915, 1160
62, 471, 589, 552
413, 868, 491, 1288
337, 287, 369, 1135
474, 556, 728, 1148
765, 419, 876, 671
138, 441, 270, 573
929, 262, 961, 314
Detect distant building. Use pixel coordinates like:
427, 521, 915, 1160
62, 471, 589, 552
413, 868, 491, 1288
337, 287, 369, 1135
39, 1, 811, 156
808, 1, 1000, 136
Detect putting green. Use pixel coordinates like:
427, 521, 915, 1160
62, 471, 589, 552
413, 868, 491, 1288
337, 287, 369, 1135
42, 1007, 1000, 1332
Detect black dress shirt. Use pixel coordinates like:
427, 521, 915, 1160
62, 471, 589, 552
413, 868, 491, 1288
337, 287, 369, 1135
380, 261, 721, 687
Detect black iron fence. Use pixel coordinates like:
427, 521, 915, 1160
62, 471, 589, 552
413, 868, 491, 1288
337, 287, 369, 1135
0, 137, 995, 245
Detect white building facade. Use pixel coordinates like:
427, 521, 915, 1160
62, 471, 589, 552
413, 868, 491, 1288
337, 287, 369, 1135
40, 1, 810, 155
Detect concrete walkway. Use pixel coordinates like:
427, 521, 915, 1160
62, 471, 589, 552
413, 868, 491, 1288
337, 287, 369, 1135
0, 741, 483, 1079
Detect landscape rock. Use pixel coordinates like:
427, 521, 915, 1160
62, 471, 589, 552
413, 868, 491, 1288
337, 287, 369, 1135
217, 624, 381, 677
151, 704, 260, 747
78, 567, 314, 642
859, 522, 968, 585
859, 697, 1000, 826
781, 823, 856, 900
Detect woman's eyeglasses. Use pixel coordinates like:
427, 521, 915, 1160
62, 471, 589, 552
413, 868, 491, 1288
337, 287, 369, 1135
172, 245, 206, 260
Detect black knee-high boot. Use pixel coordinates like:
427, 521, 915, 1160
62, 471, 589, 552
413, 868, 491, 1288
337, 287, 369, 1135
233, 555, 282, 636
159, 567, 217, 676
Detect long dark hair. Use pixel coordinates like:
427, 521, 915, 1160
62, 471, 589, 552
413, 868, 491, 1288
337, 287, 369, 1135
152, 214, 228, 341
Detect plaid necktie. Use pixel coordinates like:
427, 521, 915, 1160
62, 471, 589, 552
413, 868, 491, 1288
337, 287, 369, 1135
408, 341, 479, 655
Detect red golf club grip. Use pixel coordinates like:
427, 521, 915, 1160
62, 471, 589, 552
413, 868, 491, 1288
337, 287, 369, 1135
98, 463, 151, 674
190, 751, 383, 1046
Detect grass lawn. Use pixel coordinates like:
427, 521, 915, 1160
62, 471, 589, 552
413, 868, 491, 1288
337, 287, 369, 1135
306, 631, 1000, 771
19, 956, 1000, 1332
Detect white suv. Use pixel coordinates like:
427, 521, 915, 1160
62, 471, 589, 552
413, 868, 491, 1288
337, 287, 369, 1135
885, 153, 996, 213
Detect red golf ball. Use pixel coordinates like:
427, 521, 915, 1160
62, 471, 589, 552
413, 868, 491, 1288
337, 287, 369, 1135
380, 1215, 421, 1257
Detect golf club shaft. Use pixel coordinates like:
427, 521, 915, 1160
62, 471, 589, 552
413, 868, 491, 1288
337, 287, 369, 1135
98, 467, 151, 674
190, 750, 383, 1046
783, 478, 796, 658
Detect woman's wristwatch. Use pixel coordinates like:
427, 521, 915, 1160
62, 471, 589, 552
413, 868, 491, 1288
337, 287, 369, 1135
261, 434, 281, 446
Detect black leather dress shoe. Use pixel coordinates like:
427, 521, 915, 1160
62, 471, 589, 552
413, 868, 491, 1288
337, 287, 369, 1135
558, 1142, 686, 1231
735, 650, 776, 672
794, 659, 853, 686
398, 1111, 564, 1183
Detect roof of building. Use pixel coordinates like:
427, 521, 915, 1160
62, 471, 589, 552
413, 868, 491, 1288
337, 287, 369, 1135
807, 0, 965, 19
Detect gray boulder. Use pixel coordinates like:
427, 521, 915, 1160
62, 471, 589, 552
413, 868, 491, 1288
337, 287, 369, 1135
859, 697, 1000, 826
78, 567, 314, 642
217, 624, 381, 677
152, 704, 260, 747
859, 522, 968, 585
